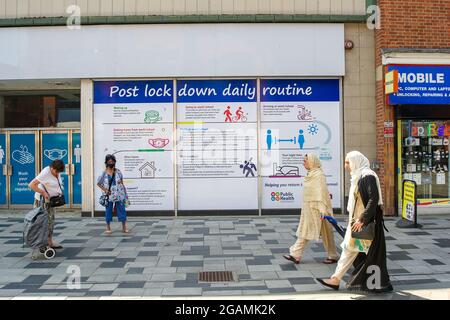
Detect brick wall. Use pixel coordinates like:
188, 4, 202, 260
375, 0, 450, 215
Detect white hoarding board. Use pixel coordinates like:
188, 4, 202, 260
177, 80, 258, 211
260, 79, 341, 209
93, 80, 175, 212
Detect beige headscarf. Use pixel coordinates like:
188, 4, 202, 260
346, 151, 383, 215
302, 154, 333, 212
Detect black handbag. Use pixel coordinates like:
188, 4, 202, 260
43, 175, 65, 208
350, 188, 375, 240
351, 220, 375, 240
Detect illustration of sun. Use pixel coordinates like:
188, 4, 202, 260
308, 124, 319, 135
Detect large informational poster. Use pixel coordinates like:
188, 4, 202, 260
93, 80, 175, 212
41, 132, 69, 200
0, 133, 6, 205
72, 133, 82, 205
9, 133, 36, 205
177, 79, 258, 211
260, 79, 341, 209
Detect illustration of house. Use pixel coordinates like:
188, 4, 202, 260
139, 161, 156, 178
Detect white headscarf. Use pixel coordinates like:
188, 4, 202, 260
346, 151, 383, 215
303, 154, 332, 209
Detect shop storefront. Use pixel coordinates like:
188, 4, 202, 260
387, 65, 450, 213
92, 78, 342, 216
0, 89, 81, 209
0, 23, 349, 216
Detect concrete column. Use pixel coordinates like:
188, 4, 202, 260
0, 96, 5, 128
80, 79, 93, 216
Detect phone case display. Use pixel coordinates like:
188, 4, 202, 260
401, 120, 450, 199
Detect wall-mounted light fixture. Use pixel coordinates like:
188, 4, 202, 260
345, 40, 354, 50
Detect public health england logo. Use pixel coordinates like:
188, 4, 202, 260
271, 192, 281, 202
271, 192, 295, 202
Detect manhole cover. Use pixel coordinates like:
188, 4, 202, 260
198, 271, 235, 282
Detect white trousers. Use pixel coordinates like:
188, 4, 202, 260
331, 248, 359, 280
289, 220, 339, 260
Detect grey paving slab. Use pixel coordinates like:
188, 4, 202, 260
0, 215, 449, 298
162, 287, 202, 296
90, 284, 119, 291
143, 282, 174, 289
112, 288, 145, 296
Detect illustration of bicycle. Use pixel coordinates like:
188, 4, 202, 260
232, 115, 248, 122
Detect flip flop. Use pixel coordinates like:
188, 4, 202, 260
323, 258, 338, 264
122, 229, 130, 234
283, 254, 300, 264
104, 230, 112, 235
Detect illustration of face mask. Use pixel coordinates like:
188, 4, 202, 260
44, 149, 67, 161
148, 138, 169, 149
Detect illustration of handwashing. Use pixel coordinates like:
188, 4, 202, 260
144, 110, 162, 123
12, 145, 34, 164
297, 105, 313, 120
44, 149, 67, 161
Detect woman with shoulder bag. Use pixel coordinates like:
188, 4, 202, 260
315, 151, 393, 292
28, 159, 66, 249
97, 154, 130, 234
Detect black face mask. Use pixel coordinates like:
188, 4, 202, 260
106, 163, 115, 168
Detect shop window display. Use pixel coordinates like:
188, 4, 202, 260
401, 120, 450, 200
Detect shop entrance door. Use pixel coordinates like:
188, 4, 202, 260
0, 130, 81, 209
9, 131, 38, 207
40, 130, 81, 208
0, 132, 7, 208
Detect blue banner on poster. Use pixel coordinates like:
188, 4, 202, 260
10, 134, 36, 205
42, 133, 69, 199
72, 133, 82, 205
387, 65, 450, 105
177, 79, 257, 103
0, 134, 6, 205
260, 79, 340, 102
94, 80, 174, 104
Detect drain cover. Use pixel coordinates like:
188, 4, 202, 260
198, 271, 234, 282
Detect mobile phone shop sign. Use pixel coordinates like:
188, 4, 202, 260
387, 65, 450, 105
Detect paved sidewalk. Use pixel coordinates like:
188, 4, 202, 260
0, 213, 449, 299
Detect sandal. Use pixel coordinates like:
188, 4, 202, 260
104, 230, 112, 235
323, 258, 338, 264
122, 229, 130, 234
283, 254, 300, 264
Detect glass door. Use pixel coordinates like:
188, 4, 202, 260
399, 120, 450, 208
9, 131, 38, 207
0, 132, 7, 207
